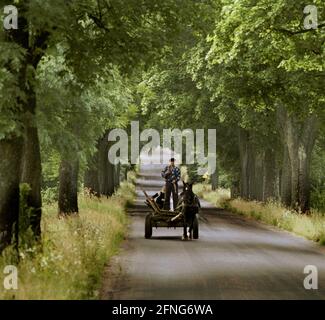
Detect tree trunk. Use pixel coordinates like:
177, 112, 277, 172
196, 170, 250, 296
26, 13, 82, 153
9, 4, 48, 239
20, 116, 42, 237
211, 159, 219, 191
285, 113, 300, 210
230, 179, 240, 198
277, 105, 319, 212
107, 160, 116, 196
98, 133, 110, 196
280, 144, 292, 206
0, 137, 23, 251
84, 166, 100, 196
58, 159, 79, 215
243, 133, 264, 201
298, 115, 319, 212
247, 142, 256, 200
263, 148, 277, 201
254, 151, 264, 201
114, 163, 121, 190
0, 6, 31, 249
298, 145, 311, 212
84, 145, 100, 196
85, 131, 118, 197
104, 132, 117, 196
239, 129, 249, 199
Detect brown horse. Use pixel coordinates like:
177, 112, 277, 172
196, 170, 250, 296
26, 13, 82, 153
180, 182, 200, 240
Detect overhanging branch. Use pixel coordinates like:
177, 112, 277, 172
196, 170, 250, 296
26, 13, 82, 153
275, 22, 325, 36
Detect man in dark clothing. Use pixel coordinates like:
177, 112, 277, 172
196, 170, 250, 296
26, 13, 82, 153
161, 158, 181, 210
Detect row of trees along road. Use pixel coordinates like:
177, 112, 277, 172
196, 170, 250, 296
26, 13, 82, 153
0, 0, 207, 252
0, 0, 324, 253
138, 0, 325, 213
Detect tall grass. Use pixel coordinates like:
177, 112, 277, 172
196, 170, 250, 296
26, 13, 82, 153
126, 170, 138, 185
226, 199, 325, 245
0, 181, 135, 300
195, 183, 325, 246
194, 184, 231, 207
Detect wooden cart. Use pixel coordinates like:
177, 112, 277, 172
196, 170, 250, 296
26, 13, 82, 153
142, 189, 199, 239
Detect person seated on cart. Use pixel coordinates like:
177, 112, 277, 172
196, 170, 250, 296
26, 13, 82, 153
150, 186, 166, 210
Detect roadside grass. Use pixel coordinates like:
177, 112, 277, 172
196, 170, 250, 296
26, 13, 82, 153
194, 183, 325, 246
0, 181, 135, 300
126, 170, 138, 185
193, 184, 230, 207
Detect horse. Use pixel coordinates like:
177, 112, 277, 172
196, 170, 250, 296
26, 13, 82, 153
179, 182, 200, 240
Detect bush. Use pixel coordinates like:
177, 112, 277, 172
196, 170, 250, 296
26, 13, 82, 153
41, 187, 59, 205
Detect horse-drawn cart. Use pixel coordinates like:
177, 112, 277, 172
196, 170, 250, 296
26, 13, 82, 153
142, 189, 199, 239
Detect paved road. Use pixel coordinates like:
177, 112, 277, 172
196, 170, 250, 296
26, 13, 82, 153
101, 159, 325, 300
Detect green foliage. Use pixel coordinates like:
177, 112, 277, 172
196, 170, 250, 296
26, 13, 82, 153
138, 0, 325, 201
0, 0, 207, 186
37, 53, 131, 158
41, 187, 58, 205
41, 149, 60, 188
218, 171, 233, 189
185, 164, 205, 184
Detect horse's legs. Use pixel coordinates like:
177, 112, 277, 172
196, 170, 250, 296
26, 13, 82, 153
183, 216, 188, 240
188, 217, 194, 239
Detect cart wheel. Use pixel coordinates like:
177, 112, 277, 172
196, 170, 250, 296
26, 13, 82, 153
145, 213, 152, 239
193, 215, 199, 239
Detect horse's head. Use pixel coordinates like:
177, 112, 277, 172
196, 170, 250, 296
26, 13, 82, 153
182, 181, 195, 205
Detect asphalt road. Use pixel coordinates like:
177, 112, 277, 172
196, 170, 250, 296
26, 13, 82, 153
101, 159, 325, 300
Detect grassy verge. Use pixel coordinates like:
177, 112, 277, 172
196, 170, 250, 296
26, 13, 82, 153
0, 181, 135, 300
194, 183, 325, 246
193, 184, 231, 207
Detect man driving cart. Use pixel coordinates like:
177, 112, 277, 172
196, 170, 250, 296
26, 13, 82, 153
161, 158, 181, 211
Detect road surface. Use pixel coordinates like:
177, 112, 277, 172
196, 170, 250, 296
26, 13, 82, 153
101, 157, 325, 300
